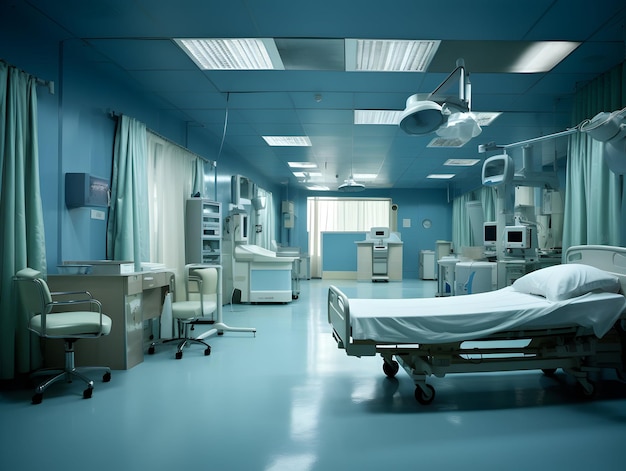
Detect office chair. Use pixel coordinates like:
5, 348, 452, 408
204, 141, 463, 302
14, 268, 113, 404
148, 265, 217, 359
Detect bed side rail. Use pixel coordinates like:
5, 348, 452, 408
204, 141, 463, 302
328, 285, 376, 357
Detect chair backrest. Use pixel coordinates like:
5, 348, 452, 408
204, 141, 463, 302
14, 269, 52, 317
187, 267, 218, 306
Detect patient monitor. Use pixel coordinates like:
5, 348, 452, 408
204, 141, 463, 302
482, 153, 514, 186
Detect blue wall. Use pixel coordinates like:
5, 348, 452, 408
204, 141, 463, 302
2, 36, 453, 277
2, 38, 284, 273
280, 187, 453, 279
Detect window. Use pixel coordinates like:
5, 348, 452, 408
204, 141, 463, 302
307, 197, 391, 277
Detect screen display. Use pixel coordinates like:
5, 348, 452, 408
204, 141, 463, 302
484, 224, 496, 242
507, 230, 523, 243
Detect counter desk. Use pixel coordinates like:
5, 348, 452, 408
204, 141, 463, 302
46, 270, 174, 370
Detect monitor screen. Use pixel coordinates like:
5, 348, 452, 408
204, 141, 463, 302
483, 222, 497, 246
507, 230, 523, 243
369, 227, 389, 239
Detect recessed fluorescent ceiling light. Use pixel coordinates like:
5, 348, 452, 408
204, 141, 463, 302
288, 162, 317, 168
444, 159, 480, 166
174, 38, 284, 70
293, 171, 322, 178
353, 173, 377, 180
306, 185, 329, 191
471, 112, 501, 127
427, 137, 468, 148
509, 41, 580, 73
427, 174, 455, 179
354, 110, 403, 125
263, 136, 312, 146
346, 39, 440, 72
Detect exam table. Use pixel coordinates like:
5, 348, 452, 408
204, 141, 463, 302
328, 245, 626, 404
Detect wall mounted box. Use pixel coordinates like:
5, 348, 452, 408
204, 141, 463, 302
65, 173, 109, 208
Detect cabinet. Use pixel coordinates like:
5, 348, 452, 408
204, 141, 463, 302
185, 198, 222, 265
46, 271, 173, 370
419, 250, 436, 280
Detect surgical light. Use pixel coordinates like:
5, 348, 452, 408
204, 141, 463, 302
399, 59, 482, 145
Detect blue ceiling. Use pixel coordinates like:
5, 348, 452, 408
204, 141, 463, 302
3, 0, 626, 194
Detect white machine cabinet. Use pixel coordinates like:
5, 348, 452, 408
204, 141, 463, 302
419, 250, 436, 280
185, 198, 221, 265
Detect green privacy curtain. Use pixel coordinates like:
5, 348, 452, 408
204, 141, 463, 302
107, 115, 150, 271
562, 61, 625, 252
0, 62, 47, 379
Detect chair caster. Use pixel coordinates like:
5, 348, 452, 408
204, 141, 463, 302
32, 393, 43, 405
103, 372, 111, 382
148, 345, 155, 355
83, 388, 93, 399
204, 346, 211, 356
176, 351, 183, 360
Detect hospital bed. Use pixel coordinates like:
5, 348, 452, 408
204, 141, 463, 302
328, 245, 626, 404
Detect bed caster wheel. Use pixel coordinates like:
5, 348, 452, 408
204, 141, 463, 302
383, 360, 400, 378
415, 384, 435, 405
176, 351, 183, 360
83, 388, 93, 399
103, 372, 111, 383
148, 345, 155, 355
576, 380, 596, 399
542, 368, 557, 376
204, 346, 211, 356
32, 393, 43, 405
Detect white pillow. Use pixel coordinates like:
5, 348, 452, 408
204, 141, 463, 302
512, 263, 620, 302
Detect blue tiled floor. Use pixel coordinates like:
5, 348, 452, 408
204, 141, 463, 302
1, 278, 625, 470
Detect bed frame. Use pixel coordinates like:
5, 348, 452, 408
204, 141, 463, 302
328, 245, 626, 404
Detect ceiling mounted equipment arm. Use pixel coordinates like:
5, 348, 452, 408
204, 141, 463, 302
399, 59, 482, 143
479, 107, 626, 174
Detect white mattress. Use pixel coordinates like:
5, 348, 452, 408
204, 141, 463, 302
348, 287, 626, 344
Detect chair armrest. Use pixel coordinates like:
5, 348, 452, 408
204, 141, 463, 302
51, 290, 94, 301
50, 297, 102, 313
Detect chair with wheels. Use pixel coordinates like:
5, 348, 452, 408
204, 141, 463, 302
14, 268, 113, 404
148, 265, 218, 359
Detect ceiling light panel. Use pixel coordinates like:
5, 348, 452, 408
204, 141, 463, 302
264, 136, 312, 146
508, 41, 580, 73
427, 137, 468, 148
306, 185, 330, 191
444, 159, 480, 166
427, 174, 455, 179
346, 39, 440, 72
353, 173, 378, 180
288, 162, 317, 168
471, 112, 501, 126
174, 38, 284, 70
354, 110, 403, 125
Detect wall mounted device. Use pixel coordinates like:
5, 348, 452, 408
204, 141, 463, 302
65, 173, 109, 208
232, 213, 249, 243
231, 174, 254, 207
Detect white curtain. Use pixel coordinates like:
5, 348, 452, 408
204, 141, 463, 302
146, 131, 203, 298
452, 187, 496, 252
562, 61, 625, 252
0, 62, 47, 378
307, 197, 391, 278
